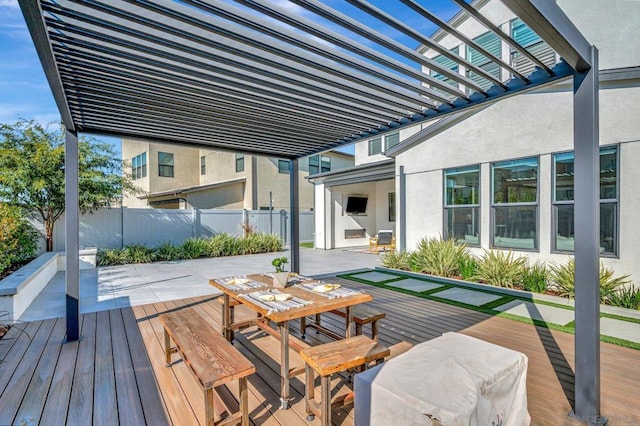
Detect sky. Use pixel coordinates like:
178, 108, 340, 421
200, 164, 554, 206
0, 0, 460, 157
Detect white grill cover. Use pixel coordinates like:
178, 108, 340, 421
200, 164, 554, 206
354, 332, 530, 426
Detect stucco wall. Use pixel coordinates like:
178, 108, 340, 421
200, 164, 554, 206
354, 125, 424, 166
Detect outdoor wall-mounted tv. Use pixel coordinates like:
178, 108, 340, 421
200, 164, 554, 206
345, 196, 368, 214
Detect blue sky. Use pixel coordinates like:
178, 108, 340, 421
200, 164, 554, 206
0, 0, 459, 157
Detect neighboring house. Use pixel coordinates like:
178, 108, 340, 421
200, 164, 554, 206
311, 0, 640, 279
122, 139, 354, 210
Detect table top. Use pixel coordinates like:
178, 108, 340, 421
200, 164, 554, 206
209, 273, 372, 323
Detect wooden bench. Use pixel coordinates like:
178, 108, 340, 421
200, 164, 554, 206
217, 296, 241, 341
160, 309, 255, 426
300, 335, 389, 426
300, 304, 386, 341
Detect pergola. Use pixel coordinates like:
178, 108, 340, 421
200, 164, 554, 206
19, 0, 603, 423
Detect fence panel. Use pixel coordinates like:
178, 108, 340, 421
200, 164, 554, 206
54, 208, 122, 251
198, 209, 245, 238
123, 208, 193, 247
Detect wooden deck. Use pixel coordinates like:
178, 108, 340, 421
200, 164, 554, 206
1, 277, 639, 425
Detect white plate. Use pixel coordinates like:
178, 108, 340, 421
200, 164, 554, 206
228, 278, 250, 285
312, 283, 341, 293
259, 293, 292, 302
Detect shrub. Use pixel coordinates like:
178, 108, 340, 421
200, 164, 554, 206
380, 250, 411, 270
0, 204, 38, 275
408, 237, 469, 278
180, 238, 208, 259
97, 248, 128, 266
608, 285, 640, 310
549, 259, 631, 302
473, 250, 526, 288
521, 262, 549, 293
457, 255, 479, 281
124, 244, 155, 264
154, 242, 183, 261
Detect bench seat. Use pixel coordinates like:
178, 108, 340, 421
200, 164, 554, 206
160, 309, 255, 426
301, 304, 386, 341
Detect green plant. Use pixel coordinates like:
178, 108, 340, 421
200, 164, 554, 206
608, 285, 640, 310
549, 259, 631, 301
124, 244, 155, 264
272, 256, 288, 273
408, 237, 469, 278
97, 248, 128, 266
457, 255, 479, 281
521, 262, 549, 293
0, 204, 38, 276
473, 250, 526, 288
180, 238, 208, 259
380, 250, 411, 270
154, 242, 183, 261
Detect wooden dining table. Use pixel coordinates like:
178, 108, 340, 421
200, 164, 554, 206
209, 273, 372, 409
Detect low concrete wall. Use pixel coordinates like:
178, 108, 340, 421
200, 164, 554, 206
0, 248, 97, 321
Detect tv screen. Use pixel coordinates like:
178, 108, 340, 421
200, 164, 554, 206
346, 196, 368, 214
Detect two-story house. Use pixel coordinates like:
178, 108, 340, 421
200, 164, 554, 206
122, 138, 354, 210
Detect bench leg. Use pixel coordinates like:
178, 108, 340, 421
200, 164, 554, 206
371, 320, 379, 342
300, 316, 306, 339
315, 313, 321, 334
164, 328, 171, 366
355, 323, 363, 336
239, 377, 249, 426
205, 387, 215, 426
305, 364, 315, 421
320, 375, 331, 426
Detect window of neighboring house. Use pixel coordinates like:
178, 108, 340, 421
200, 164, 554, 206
158, 152, 174, 178
368, 137, 382, 156
491, 157, 538, 250
200, 155, 206, 175
385, 132, 400, 150
429, 46, 460, 89
235, 153, 244, 172
466, 31, 501, 92
388, 192, 396, 222
131, 152, 147, 180
553, 146, 618, 256
444, 166, 480, 245
309, 154, 331, 175
278, 159, 290, 174
510, 18, 557, 77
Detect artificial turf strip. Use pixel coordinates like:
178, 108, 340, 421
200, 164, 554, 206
600, 312, 640, 325
339, 272, 640, 351
481, 296, 517, 310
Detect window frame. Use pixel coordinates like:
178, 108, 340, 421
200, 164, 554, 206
443, 165, 481, 246
388, 192, 396, 222
131, 152, 147, 180
368, 137, 382, 156
309, 154, 331, 175
551, 145, 619, 257
200, 155, 206, 175
490, 156, 539, 251
157, 151, 174, 178
278, 159, 290, 174
235, 153, 244, 172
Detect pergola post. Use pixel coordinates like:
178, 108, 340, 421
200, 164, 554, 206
572, 46, 604, 425
65, 128, 80, 342
289, 159, 300, 273
398, 165, 407, 252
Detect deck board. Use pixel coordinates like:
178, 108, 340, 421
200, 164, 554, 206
0, 277, 639, 425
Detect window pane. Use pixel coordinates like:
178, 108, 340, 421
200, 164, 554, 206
554, 152, 574, 201
555, 203, 617, 254
430, 47, 460, 87
493, 158, 538, 203
309, 155, 319, 167
445, 166, 479, 206
158, 152, 173, 166
309, 165, 319, 175
200, 156, 206, 175
511, 18, 541, 47
446, 207, 479, 245
321, 155, 331, 172
368, 137, 382, 155
142, 164, 146, 178
385, 133, 400, 150
493, 206, 537, 249
235, 154, 244, 172
158, 165, 174, 177
554, 147, 618, 201
600, 147, 617, 199
278, 159, 289, 174
388, 192, 396, 222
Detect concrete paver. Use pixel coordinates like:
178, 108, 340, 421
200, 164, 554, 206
386, 278, 443, 292
354, 271, 401, 283
493, 300, 575, 326
431, 287, 503, 307
600, 317, 640, 343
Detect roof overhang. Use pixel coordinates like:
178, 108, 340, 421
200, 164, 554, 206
139, 177, 246, 199
19, 0, 593, 159
308, 159, 395, 187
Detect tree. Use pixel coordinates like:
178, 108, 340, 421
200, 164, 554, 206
0, 120, 139, 251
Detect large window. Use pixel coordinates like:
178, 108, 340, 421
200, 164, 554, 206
553, 146, 618, 255
158, 152, 174, 178
368, 137, 382, 156
131, 152, 146, 180
309, 154, 331, 174
430, 47, 460, 87
235, 153, 244, 172
388, 192, 396, 222
385, 132, 400, 150
444, 166, 480, 245
200, 155, 206, 175
510, 18, 556, 77
492, 157, 538, 250
466, 32, 501, 92
278, 159, 290, 174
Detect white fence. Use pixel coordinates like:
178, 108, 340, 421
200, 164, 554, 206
53, 208, 314, 250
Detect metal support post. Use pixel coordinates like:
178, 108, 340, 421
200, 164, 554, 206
399, 165, 407, 252
289, 159, 300, 273
65, 128, 80, 342
269, 190, 273, 234
571, 46, 605, 425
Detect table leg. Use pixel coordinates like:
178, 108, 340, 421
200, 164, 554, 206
223, 294, 232, 342
345, 306, 354, 338
279, 321, 290, 409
